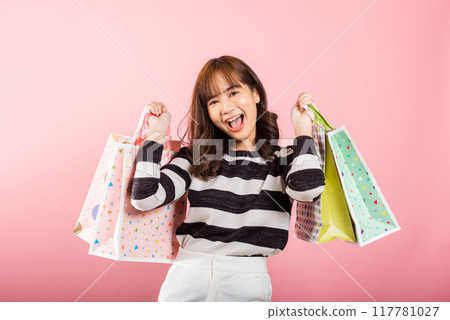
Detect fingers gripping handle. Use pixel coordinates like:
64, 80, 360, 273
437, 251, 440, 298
133, 106, 171, 147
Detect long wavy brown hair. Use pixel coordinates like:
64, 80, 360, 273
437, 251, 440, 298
177, 55, 281, 181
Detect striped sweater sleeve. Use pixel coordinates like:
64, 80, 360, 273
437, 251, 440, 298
282, 135, 326, 202
130, 140, 192, 212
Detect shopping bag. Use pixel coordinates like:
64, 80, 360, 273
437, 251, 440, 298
76, 106, 188, 263
294, 122, 356, 244
73, 133, 126, 243
295, 104, 400, 247
73, 108, 168, 243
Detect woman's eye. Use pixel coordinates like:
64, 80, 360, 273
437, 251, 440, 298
209, 91, 238, 106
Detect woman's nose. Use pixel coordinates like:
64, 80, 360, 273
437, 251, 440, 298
221, 99, 236, 115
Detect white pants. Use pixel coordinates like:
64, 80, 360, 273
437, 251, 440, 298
157, 247, 272, 302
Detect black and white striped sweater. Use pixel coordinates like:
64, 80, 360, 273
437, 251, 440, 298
131, 135, 325, 257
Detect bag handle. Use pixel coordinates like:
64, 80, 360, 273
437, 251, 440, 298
132, 106, 171, 147
304, 103, 334, 131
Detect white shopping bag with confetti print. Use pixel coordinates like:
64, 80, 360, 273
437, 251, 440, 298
76, 106, 188, 263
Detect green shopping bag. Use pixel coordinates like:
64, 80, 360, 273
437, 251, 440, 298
295, 104, 401, 247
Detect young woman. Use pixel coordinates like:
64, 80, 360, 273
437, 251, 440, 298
130, 56, 325, 302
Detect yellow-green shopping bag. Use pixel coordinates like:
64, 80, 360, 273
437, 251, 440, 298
294, 109, 355, 244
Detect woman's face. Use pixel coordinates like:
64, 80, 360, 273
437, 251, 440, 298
206, 74, 260, 151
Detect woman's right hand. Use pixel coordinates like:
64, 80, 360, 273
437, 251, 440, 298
145, 101, 171, 141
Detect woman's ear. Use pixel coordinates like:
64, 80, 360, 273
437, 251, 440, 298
253, 88, 260, 104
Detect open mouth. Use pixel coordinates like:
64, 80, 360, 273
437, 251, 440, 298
225, 114, 244, 131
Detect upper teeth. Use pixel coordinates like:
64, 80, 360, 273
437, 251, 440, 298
227, 114, 241, 122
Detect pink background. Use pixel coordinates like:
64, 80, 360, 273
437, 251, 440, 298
1, 0, 449, 302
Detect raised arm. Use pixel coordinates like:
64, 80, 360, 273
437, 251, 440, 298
130, 140, 192, 211
282, 135, 325, 202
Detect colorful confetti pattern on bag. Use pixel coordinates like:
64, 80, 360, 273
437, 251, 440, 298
119, 146, 186, 262
328, 127, 400, 245
88, 144, 125, 258
88, 143, 187, 263
73, 134, 129, 244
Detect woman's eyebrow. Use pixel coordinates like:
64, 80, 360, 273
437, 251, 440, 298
207, 84, 241, 101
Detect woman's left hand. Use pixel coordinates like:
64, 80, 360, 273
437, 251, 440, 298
291, 92, 316, 136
